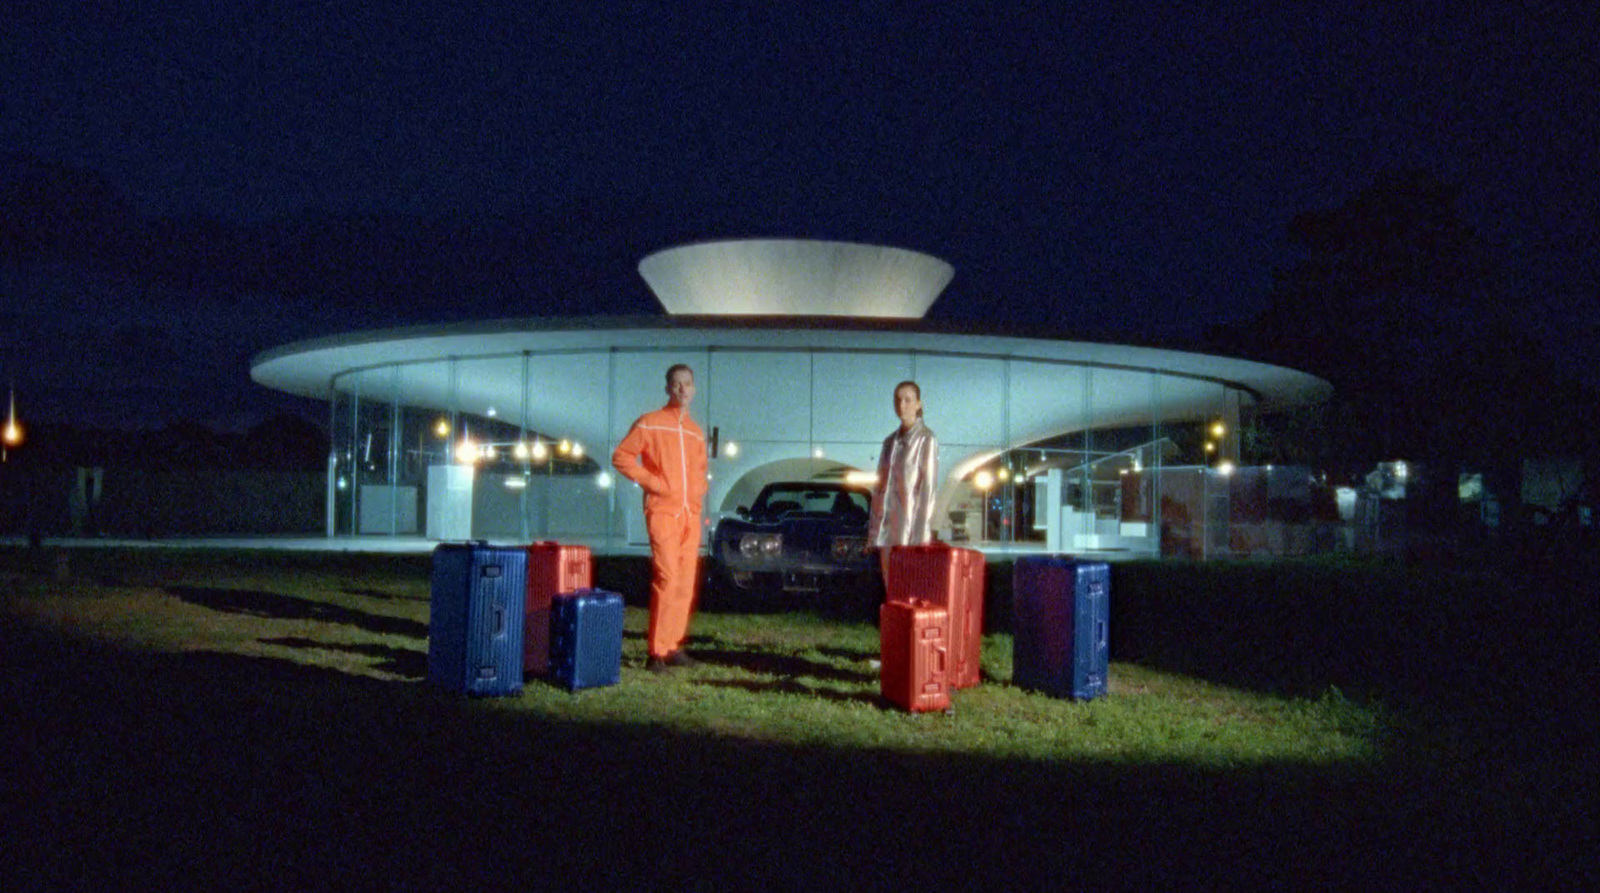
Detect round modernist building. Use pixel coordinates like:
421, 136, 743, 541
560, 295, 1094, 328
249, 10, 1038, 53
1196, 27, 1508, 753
251, 239, 1330, 556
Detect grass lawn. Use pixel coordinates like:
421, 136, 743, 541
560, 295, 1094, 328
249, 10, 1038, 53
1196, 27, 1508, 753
1, 546, 1592, 889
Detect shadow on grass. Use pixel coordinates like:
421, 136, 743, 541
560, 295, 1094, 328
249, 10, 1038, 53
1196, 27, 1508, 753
339, 586, 429, 602
695, 677, 880, 705
166, 585, 428, 639
3, 620, 1584, 890
692, 644, 875, 684
258, 635, 427, 679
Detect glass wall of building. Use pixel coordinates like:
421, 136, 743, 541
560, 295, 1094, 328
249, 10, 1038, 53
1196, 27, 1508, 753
327, 344, 1263, 556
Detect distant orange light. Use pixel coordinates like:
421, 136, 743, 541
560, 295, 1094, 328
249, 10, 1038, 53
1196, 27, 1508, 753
2, 390, 21, 448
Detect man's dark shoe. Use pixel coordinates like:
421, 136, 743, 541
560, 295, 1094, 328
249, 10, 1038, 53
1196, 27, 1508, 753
665, 651, 698, 668
646, 657, 672, 673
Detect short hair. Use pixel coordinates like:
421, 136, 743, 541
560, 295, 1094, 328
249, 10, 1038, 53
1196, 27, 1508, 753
665, 363, 694, 387
894, 380, 923, 417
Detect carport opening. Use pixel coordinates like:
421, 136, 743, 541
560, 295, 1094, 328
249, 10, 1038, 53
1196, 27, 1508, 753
718, 457, 866, 514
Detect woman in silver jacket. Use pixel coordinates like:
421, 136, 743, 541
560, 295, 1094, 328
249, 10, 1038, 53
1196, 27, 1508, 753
867, 380, 939, 587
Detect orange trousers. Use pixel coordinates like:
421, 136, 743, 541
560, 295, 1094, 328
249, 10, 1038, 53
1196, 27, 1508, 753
645, 509, 701, 659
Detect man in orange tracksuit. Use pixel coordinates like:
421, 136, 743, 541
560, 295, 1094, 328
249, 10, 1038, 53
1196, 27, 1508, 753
611, 363, 709, 672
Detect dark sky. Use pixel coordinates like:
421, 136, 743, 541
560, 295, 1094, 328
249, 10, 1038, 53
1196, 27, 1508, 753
3, 2, 1597, 429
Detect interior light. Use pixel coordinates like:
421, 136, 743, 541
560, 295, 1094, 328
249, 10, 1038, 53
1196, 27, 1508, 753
844, 470, 878, 486
455, 437, 478, 463
504, 477, 527, 490
1211, 421, 1226, 438
725, 441, 740, 458
514, 441, 530, 460
571, 443, 585, 459
1217, 460, 1236, 476
435, 419, 450, 438
974, 470, 994, 491
997, 468, 1010, 482
486, 406, 497, 418
558, 439, 572, 455
531, 439, 548, 460
596, 471, 613, 489
813, 447, 825, 458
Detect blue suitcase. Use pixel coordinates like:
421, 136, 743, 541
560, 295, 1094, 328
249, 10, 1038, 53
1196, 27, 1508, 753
428, 542, 527, 696
548, 589, 625, 691
1012, 555, 1109, 700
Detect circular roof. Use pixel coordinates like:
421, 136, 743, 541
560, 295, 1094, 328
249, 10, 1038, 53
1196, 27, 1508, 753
252, 315, 1331, 413
638, 239, 954, 318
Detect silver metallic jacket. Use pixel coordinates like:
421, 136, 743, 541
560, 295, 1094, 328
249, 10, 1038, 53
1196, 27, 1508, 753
867, 419, 939, 547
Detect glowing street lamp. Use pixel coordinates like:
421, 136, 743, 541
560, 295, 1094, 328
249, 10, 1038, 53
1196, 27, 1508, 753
2, 388, 22, 461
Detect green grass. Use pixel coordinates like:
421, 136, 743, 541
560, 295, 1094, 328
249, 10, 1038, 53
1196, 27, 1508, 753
1, 546, 1591, 889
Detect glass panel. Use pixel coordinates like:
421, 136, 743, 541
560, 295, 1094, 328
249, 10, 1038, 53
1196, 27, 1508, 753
702, 350, 812, 443
914, 354, 1004, 452
353, 367, 397, 535
328, 378, 355, 536
810, 352, 913, 443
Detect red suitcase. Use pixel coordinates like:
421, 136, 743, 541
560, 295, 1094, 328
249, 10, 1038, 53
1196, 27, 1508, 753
524, 542, 593, 676
887, 543, 986, 688
879, 599, 952, 713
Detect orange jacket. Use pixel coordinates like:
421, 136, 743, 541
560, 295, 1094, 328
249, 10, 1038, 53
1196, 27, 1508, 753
611, 404, 708, 516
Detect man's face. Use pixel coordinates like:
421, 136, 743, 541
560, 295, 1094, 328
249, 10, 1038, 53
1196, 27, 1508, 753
667, 369, 696, 409
894, 384, 921, 428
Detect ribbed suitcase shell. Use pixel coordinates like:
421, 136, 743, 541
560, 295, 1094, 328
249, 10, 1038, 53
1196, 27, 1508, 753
887, 544, 985, 688
1012, 556, 1109, 700
428, 543, 527, 696
879, 599, 952, 713
524, 542, 594, 676
548, 589, 625, 691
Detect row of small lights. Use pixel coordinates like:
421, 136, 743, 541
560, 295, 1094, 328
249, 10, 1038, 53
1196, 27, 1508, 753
968, 420, 1233, 488
437, 419, 587, 462
433, 417, 1240, 491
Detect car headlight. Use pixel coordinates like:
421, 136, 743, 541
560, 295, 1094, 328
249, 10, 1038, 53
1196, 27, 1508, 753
739, 533, 782, 559
831, 536, 866, 561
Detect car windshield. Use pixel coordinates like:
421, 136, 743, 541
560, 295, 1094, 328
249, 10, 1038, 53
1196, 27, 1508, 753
757, 486, 869, 518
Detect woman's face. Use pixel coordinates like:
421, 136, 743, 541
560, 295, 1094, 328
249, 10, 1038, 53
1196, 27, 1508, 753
894, 384, 922, 428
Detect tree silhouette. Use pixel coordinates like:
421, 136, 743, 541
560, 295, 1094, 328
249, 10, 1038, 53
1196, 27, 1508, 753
1214, 170, 1593, 467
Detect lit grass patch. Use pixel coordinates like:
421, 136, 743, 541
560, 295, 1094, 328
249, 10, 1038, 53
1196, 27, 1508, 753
0, 550, 1386, 769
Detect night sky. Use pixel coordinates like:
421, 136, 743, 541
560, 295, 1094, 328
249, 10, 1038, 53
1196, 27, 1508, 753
3, 3, 1596, 430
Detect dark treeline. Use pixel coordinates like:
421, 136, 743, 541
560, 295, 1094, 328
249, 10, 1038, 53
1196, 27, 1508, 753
6, 413, 328, 472
1204, 169, 1599, 471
